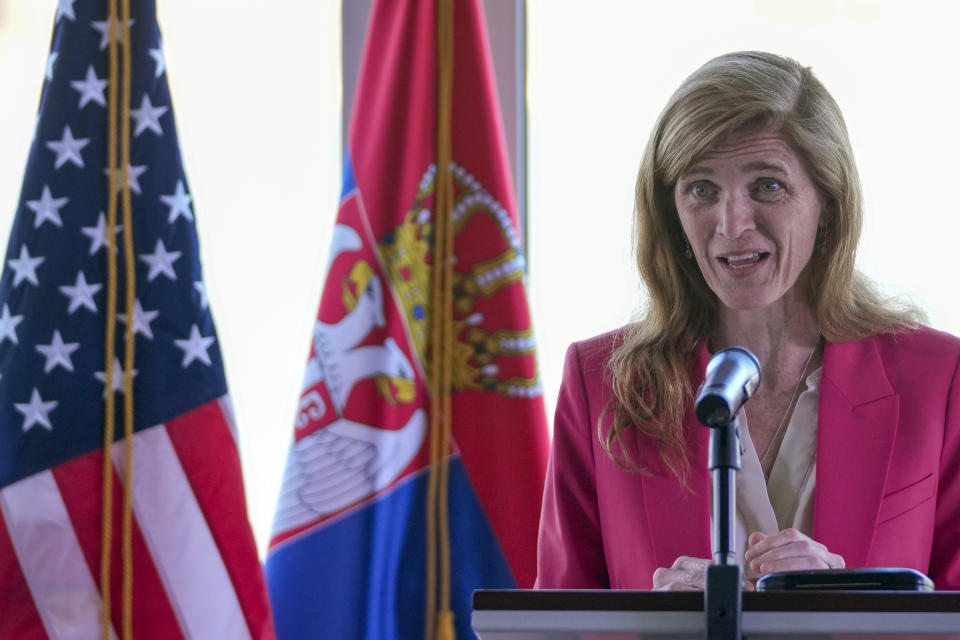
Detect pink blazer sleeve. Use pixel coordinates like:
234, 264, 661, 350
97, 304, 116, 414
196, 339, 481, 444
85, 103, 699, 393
535, 341, 610, 588
930, 353, 960, 589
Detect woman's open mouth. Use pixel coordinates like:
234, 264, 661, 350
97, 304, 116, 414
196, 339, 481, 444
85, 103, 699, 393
719, 252, 770, 270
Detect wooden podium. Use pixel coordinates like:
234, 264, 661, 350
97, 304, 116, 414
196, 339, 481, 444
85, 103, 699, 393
471, 590, 960, 639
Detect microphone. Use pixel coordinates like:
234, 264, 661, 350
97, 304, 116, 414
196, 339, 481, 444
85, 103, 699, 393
695, 347, 761, 427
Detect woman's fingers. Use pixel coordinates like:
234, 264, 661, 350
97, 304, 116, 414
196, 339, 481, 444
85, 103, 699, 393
652, 567, 703, 590
747, 531, 767, 547
652, 556, 755, 591
744, 529, 846, 575
652, 556, 709, 590
671, 556, 711, 571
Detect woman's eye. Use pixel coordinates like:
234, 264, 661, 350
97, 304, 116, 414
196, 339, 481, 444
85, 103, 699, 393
690, 183, 712, 198
758, 179, 782, 193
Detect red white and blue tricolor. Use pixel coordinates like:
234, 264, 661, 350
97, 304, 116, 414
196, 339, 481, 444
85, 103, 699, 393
264, 1, 549, 638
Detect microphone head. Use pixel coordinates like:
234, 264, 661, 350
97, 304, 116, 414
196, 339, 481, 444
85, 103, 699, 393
695, 394, 735, 428
695, 347, 761, 427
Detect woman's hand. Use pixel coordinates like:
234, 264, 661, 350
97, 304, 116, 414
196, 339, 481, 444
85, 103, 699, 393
652, 556, 755, 591
745, 529, 845, 576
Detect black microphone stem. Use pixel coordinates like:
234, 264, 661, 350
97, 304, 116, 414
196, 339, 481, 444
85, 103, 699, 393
705, 417, 742, 640
709, 416, 740, 565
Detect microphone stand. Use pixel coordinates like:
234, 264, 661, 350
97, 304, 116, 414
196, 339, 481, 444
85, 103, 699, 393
705, 415, 742, 640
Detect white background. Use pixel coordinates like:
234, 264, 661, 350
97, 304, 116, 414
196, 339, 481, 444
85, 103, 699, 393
2, 0, 958, 557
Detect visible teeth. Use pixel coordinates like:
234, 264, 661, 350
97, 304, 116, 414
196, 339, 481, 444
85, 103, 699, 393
726, 252, 759, 261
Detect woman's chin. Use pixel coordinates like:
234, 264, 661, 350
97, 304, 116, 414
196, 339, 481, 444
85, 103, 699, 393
714, 291, 784, 313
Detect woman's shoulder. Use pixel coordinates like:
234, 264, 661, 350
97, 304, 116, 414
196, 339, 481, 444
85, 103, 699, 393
833, 325, 960, 381
871, 324, 960, 360
567, 325, 632, 369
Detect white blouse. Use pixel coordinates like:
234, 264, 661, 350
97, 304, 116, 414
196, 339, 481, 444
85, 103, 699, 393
711, 368, 821, 580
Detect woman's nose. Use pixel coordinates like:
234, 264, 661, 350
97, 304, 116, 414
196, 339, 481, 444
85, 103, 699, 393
717, 192, 757, 238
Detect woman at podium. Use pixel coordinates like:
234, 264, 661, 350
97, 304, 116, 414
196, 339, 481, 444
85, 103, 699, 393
536, 51, 960, 591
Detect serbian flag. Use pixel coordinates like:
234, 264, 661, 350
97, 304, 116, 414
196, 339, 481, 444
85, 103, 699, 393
264, 0, 549, 638
0, 1, 273, 637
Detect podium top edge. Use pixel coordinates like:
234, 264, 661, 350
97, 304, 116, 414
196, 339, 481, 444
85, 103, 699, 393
472, 589, 960, 613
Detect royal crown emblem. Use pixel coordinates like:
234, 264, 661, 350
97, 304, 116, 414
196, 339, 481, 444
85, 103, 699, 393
379, 161, 541, 398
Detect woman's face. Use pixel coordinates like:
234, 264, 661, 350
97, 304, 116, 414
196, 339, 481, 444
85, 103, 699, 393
673, 130, 822, 313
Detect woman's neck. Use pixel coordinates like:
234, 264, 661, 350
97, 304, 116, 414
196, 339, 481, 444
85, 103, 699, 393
712, 297, 820, 391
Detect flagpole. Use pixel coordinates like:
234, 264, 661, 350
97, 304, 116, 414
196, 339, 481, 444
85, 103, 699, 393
101, 0, 121, 635
118, 0, 137, 637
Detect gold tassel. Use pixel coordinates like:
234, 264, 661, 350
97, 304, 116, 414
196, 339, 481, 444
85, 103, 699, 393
435, 609, 455, 640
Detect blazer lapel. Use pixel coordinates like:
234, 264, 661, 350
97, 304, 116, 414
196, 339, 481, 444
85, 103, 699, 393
814, 336, 900, 568
640, 345, 712, 567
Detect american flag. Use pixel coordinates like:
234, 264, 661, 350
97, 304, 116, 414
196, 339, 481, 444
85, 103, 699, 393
0, 1, 274, 637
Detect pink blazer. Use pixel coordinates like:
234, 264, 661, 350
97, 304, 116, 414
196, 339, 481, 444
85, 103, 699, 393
536, 326, 960, 590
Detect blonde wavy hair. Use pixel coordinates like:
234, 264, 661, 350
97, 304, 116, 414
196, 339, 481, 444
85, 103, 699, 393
604, 51, 920, 480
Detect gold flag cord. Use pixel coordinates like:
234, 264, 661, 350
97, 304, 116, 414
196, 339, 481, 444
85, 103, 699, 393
437, 0, 456, 632
102, 0, 137, 637
426, 1, 456, 640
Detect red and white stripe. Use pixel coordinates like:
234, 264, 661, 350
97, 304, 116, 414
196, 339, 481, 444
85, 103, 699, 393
0, 397, 274, 640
